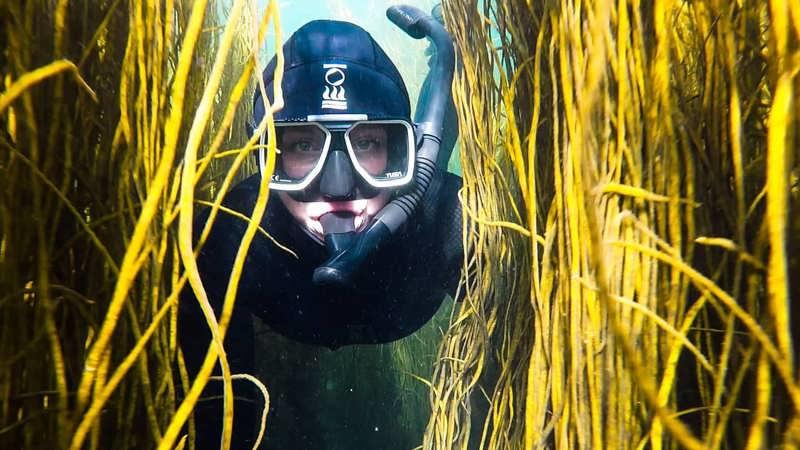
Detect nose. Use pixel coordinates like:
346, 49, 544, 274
319, 150, 355, 200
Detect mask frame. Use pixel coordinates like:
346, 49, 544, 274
258, 114, 416, 191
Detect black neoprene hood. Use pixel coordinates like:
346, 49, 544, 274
252, 20, 411, 125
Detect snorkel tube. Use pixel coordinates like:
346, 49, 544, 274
313, 4, 455, 286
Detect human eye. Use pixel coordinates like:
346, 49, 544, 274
353, 138, 374, 151
352, 133, 385, 152
349, 124, 388, 153
282, 137, 321, 154
279, 127, 324, 154
293, 140, 315, 152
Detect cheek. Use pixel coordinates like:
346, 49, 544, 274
361, 150, 388, 175
278, 193, 310, 221
281, 153, 320, 179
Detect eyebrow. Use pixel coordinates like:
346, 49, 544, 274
283, 129, 321, 138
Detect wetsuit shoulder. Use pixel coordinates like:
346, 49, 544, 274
192, 174, 295, 304
415, 170, 463, 295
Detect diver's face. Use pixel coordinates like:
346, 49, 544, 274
277, 125, 392, 240
278, 191, 391, 239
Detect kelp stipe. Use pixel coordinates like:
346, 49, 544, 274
0, 1, 279, 449
425, 0, 799, 449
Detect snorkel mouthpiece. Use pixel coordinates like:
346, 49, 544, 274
313, 5, 455, 287
320, 212, 357, 257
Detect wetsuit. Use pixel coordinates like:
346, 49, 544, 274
178, 169, 462, 448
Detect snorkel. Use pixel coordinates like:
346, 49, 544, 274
312, 5, 456, 286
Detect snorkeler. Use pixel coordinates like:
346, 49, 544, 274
179, 5, 460, 448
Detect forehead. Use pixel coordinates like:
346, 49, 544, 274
281, 126, 325, 138
349, 124, 388, 135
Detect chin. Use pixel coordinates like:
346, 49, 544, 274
278, 191, 391, 241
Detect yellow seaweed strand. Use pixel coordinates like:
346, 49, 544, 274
743, 351, 771, 450
175, 0, 251, 447
210, 374, 270, 450
764, 73, 794, 373
614, 240, 800, 409
69, 281, 185, 450
0, 59, 96, 113
160, 3, 283, 448
75, 0, 211, 416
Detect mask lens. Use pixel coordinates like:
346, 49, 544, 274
346, 121, 413, 186
272, 124, 328, 185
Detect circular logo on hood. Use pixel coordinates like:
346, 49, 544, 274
322, 63, 348, 110
252, 20, 411, 126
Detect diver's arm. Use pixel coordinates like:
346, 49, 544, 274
433, 171, 464, 298
178, 293, 258, 449
178, 198, 260, 449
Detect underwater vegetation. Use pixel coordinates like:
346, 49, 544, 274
1, 0, 271, 448
0, 1, 798, 450
433, 0, 800, 449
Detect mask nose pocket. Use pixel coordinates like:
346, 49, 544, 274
319, 149, 355, 199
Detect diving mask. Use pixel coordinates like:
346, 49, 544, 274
258, 114, 416, 192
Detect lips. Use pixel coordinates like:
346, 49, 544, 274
303, 199, 369, 236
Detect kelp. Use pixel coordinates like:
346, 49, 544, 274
2, 0, 799, 449
0, 0, 279, 448
429, 0, 799, 449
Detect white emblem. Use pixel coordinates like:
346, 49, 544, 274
322, 63, 348, 110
